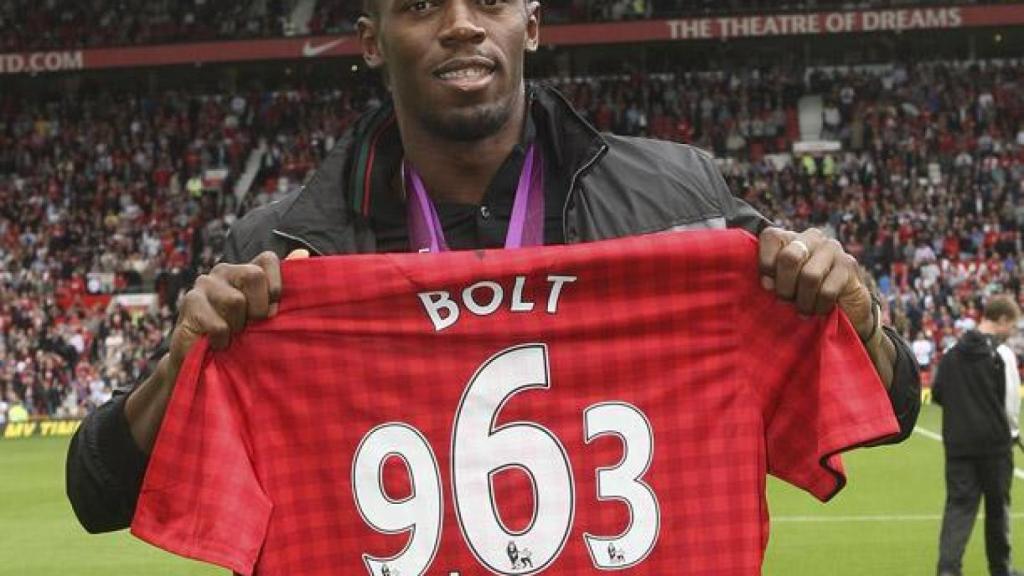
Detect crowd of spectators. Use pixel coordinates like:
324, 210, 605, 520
710, 61, 1024, 380
1, 0, 1007, 52
550, 60, 1023, 378
0, 84, 374, 419
1, 0, 296, 53
643, 0, 991, 19
545, 0, 1002, 22
3, 58, 1023, 422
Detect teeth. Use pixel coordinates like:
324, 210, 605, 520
439, 67, 491, 80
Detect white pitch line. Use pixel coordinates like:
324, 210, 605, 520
913, 426, 1024, 481
773, 427, 1024, 526
774, 513, 1024, 523
913, 426, 943, 442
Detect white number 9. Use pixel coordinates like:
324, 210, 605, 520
352, 424, 443, 576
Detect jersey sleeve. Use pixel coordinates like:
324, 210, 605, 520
131, 339, 272, 576
742, 288, 900, 502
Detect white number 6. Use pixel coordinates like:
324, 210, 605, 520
452, 344, 574, 574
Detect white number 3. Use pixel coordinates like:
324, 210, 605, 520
583, 403, 660, 569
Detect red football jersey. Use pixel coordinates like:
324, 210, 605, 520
133, 229, 898, 576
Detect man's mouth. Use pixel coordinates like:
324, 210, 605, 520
437, 66, 492, 81
433, 57, 497, 90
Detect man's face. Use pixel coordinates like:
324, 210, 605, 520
361, 0, 540, 142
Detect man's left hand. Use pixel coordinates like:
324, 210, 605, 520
757, 226, 875, 340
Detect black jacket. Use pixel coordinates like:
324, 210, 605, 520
66, 84, 921, 533
933, 330, 1012, 458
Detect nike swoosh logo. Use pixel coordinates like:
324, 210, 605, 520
302, 39, 345, 58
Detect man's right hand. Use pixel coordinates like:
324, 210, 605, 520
170, 251, 280, 371
126, 249, 310, 453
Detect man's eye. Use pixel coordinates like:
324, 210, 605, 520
409, 0, 433, 11
478, 0, 505, 6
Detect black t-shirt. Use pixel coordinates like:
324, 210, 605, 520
369, 94, 569, 252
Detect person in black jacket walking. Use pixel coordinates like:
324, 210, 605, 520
935, 295, 1022, 576
66, 0, 921, 535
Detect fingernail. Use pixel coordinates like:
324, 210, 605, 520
269, 303, 279, 317
761, 276, 774, 291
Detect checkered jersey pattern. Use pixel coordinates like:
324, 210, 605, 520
132, 229, 898, 576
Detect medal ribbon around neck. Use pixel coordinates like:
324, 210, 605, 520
404, 143, 544, 253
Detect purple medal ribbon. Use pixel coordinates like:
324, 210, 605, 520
404, 144, 544, 253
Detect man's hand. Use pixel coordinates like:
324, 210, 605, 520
168, 249, 310, 370
757, 227, 894, 390
757, 227, 874, 339
127, 249, 310, 453
761, 226, 872, 338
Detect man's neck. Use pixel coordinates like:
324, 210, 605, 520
398, 90, 527, 206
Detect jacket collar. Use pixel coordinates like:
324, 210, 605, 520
273, 83, 606, 255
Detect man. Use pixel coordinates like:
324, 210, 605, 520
66, 0, 920, 534
934, 295, 1022, 576
914, 330, 936, 372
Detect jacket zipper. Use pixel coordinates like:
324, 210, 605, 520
271, 229, 324, 256
562, 142, 609, 244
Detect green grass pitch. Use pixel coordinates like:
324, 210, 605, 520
2, 404, 1022, 575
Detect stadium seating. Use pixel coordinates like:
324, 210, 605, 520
1, 0, 341, 52
0, 0, 990, 51
2, 57, 1023, 418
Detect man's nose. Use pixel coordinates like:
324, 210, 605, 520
438, 1, 486, 46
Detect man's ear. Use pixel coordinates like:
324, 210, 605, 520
525, 1, 541, 52
357, 16, 385, 69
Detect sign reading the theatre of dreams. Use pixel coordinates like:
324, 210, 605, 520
2, 4, 1022, 75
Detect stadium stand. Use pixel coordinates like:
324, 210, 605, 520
1, 2, 1022, 423
0, 83, 381, 417
0, 0, 1000, 51
1, 0, 308, 52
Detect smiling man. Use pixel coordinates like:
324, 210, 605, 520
67, 0, 920, 540
367, 0, 532, 144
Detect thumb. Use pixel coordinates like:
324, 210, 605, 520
839, 273, 874, 340
270, 249, 310, 317
168, 321, 201, 373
